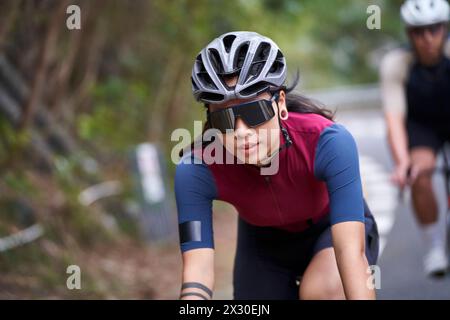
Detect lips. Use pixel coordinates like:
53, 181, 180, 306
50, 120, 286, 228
240, 142, 259, 151
244, 143, 257, 149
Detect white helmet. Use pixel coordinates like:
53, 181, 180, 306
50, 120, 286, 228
191, 31, 287, 104
401, 0, 450, 26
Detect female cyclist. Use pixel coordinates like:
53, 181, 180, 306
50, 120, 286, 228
175, 31, 379, 300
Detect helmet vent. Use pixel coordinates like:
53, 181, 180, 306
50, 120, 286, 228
199, 92, 224, 102
208, 48, 224, 74
255, 42, 271, 62
196, 54, 206, 73
243, 42, 271, 83
268, 50, 285, 75
234, 43, 249, 70
198, 72, 218, 90
191, 78, 199, 91
222, 35, 236, 53
240, 82, 269, 96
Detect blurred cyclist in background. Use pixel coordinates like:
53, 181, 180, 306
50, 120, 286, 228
380, 0, 450, 277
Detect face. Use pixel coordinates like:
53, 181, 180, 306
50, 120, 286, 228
408, 23, 448, 66
208, 81, 287, 166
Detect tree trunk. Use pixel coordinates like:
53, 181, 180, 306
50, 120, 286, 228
148, 46, 184, 142
48, 19, 84, 116
19, 0, 69, 130
0, 1, 21, 52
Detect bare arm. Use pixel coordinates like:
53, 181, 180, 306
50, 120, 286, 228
180, 248, 215, 300
332, 221, 375, 300
385, 111, 411, 187
379, 49, 412, 187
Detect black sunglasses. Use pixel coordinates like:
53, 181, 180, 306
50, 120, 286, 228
207, 94, 279, 133
409, 23, 445, 37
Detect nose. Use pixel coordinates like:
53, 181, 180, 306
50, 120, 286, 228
234, 117, 252, 139
423, 29, 434, 42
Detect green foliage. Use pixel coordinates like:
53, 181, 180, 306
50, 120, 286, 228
77, 77, 150, 154
0, 118, 30, 163
3, 171, 34, 195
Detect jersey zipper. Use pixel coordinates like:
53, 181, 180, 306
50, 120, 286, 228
264, 176, 285, 225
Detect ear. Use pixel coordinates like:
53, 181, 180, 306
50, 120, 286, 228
277, 90, 288, 120
278, 90, 286, 108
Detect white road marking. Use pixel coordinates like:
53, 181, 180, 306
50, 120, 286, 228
337, 115, 397, 256
360, 155, 397, 256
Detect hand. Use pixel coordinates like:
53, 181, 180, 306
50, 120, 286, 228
391, 161, 420, 190
391, 161, 411, 189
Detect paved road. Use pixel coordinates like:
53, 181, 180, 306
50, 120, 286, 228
338, 107, 450, 299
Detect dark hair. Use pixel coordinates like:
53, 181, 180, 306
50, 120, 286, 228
278, 71, 335, 121
179, 71, 334, 157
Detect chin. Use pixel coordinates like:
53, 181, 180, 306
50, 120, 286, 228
418, 50, 441, 64
237, 155, 258, 165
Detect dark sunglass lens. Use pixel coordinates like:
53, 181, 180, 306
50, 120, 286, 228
430, 23, 443, 34
411, 27, 424, 35
412, 23, 443, 36
239, 100, 275, 127
209, 109, 235, 133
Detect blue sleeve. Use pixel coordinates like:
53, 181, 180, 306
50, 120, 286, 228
174, 153, 218, 252
314, 123, 365, 225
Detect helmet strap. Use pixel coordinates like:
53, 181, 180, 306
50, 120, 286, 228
258, 94, 292, 166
